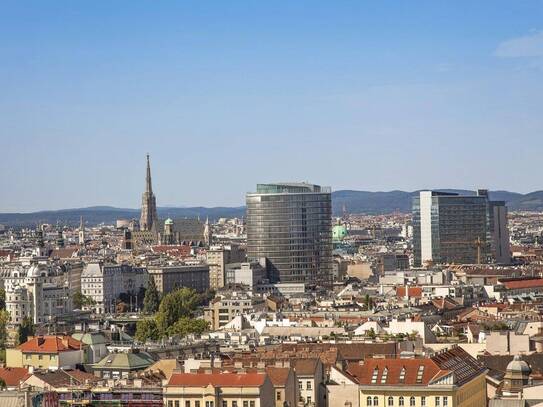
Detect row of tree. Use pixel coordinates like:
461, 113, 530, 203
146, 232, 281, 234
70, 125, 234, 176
135, 279, 210, 342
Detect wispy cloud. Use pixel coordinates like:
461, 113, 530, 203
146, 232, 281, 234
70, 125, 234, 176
495, 30, 543, 58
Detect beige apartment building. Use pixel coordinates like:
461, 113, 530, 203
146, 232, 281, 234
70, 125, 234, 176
164, 372, 274, 407
207, 245, 245, 290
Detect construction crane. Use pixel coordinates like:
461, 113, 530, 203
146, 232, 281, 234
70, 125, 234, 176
440, 236, 485, 264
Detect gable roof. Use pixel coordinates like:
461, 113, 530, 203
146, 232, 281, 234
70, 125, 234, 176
0, 368, 30, 387
265, 367, 291, 386
18, 336, 83, 354
168, 372, 266, 387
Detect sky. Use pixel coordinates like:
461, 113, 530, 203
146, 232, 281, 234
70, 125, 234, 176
1, 1, 543, 212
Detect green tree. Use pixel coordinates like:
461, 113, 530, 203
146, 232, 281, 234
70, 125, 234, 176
73, 291, 96, 309
156, 287, 200, 334
366, 328, 376, 339
168, 318, 209, 337
17, 317, 35, 345
364, 294, 373, 310
135, 319, 160, 342
0, 288, 5, 310
143, 277, 160, 314
0, 310, 10, 349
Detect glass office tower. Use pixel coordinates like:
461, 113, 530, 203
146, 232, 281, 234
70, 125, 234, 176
413, 190, 491, 266
246, 183, 333, 288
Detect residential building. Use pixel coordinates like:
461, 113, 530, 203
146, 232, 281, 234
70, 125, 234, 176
266, 367, 298, 407
6, 335, 85, 371
81, 262, 148, 314
225, 260, 267, 288
91, 350, 155, 379
207, 245, 245, 290
347, 347, 487, 407
148, 264, 210, 294
246, 183, 333, 288
204, 291, 255, 330
164, 372, 275, 407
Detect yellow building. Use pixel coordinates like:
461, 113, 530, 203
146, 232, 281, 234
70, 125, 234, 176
164, 372, 275, 407
6, 335, 85, 371
346, 347, 487, 407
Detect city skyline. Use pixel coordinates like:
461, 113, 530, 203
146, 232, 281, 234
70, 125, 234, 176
2, 1, 543, 211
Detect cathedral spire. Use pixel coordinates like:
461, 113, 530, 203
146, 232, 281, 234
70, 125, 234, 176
140, 154, 158, 232
145, 153, 153, 194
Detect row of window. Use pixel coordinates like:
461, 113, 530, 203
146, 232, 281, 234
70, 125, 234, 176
167, 401, 256, 407
298, 380, 312, 390
366, 396, 448, 406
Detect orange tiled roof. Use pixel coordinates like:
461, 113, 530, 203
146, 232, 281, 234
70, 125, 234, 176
347, 358, 444, 386
0, 367, 30, 386
396, 286, 423, 298
168, 372, 266, 387
501, 278, 543, 290
18, 336, 83, 354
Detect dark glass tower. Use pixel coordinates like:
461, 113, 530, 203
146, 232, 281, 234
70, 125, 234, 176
246, 183, 333, 288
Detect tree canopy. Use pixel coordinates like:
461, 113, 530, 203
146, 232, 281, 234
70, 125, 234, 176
143, 277, 160, 314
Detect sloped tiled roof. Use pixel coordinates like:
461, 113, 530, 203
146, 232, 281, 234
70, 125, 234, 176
265, 367, 291, 386
0, 367, 30, 386
168, 372, 266, 387
18, 336, 83, 354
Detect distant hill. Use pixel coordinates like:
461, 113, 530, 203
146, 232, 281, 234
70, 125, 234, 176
332, 189, 532, 215
1, 189, 542, 227
0, 206, 245, 227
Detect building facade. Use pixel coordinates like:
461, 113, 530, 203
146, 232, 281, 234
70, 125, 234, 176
413, 190, 509, 266
207, 245, 245, 290
147, 264, 210, 294
246, 183, 333, 288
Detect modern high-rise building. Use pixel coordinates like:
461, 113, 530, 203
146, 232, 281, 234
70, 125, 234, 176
246, 182, 333, 288
412, 189, 510, 267
140, 154, 158, 232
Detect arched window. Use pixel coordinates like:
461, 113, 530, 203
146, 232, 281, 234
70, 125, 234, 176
388, 397, 394, 407
373, 397, 379, 406
409, 397, 415, 407
399, 397, 404, 407
367, 396, 373, 406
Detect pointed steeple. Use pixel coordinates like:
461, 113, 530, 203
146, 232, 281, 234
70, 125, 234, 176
140, 154, 158, 233
145, 153, 153, 194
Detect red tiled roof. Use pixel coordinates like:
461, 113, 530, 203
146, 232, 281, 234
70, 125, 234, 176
346, 359, 444, 386
396, 286, 423, 298
0, 367, 30, 386
18, 336, 83, 354
501, 278, 543, 290
265, 367, 291, 386
168, 373, 266, 387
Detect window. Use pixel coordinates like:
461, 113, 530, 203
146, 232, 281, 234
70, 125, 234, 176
443, 397, 448, 406
244, 402, 248, 407
409, 397, 415, 407
206, 402, 214, 407
277, 392, 282, 401
232, 402, 237, 407
196, 402, 201, 407
299, 381, 303, 389
186, 402, 190, 407
373, 397, 378, 406
367, 396, 373, 406
416, 366, 424, 384
399, 397, 404, 407
307, 381, 312, 390
223, 401, 227, 407
421, 397, 426, 407
435, 397, 440, 407
250, 402, 255, 407
38, 355, 43, 360
371, 367, 379, 384
168, 402, 173, 407
388, 396, 393, 406
307, 397, 311, 404
399, 367, 406, 383
381, 368, 388, 384
175, 402, 179, 407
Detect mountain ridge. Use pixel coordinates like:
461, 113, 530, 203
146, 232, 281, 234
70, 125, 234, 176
2, 189, 543, 227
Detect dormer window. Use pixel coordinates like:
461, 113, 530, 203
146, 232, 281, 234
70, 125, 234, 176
399, 367, 406, 383
381, 367, 388, 384
416, 365, 425, 383
371, 367, 379, 384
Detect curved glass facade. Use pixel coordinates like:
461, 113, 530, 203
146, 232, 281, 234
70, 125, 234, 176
246, 183, 332, 288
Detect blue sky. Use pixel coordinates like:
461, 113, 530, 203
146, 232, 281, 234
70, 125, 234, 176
1, 1, 542, 211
